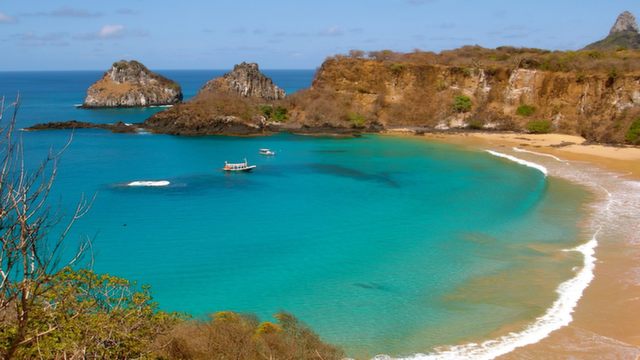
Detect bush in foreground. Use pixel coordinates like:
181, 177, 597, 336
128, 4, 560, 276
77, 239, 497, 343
158, 311, 344, 360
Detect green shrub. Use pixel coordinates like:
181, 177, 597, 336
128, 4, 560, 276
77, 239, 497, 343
526, 119, 552, 134
453, 95, 472, 113
259, 105, 288, 122
516, 104, 536, 117
626, 118, 640, 144
389, 63, 405, 76
260, 105, 273, 118
273, 106, 288, 122
347, 112, 366, 128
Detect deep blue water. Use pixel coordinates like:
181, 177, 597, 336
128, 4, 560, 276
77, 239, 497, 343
0, 70, 587, 358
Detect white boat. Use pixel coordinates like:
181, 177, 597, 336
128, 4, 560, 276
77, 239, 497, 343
223, 159, 256, 172
259, 148, 276, 156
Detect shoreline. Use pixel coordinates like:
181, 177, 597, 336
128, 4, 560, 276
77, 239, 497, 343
381, 131, 640, 359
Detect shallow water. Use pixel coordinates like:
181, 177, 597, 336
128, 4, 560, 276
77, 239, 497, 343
0, 71, 591, 358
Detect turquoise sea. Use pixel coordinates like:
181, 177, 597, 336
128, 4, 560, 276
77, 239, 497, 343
0, 70, 589, 358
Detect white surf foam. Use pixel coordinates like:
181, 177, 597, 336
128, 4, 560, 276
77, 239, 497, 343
380, 232, 598, 360
127, 180, 170, 187
512, 147, 567, 163
485, 150, 548, 177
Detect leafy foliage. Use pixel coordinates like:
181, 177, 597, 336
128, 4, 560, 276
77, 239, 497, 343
453, 95, 472, 113
516, 104, 536, 117
260, 105, 288, 122
526, 119, 552, 134
626, 118, 640, 144
0, 269, 180, 359
348, 112, 366, 128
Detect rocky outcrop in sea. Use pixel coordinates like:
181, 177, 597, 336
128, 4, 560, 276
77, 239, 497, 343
82, 60, 183, 108
143, 62, 285, 135
199, 62, 285, 101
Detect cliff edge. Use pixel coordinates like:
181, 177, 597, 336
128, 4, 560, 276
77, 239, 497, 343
82, 60, 183, 108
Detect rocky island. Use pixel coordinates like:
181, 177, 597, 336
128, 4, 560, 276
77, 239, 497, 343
143, 62, 286, 135
82, 60, 182, 108
585, 11, 640, 50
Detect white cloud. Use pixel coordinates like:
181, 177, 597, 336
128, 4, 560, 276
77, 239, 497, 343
0, 12, 16, 24
99, 24, 125, 39
319, 26, 344, 37
75, 24, 147, 41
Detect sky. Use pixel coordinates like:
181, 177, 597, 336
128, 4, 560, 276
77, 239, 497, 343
1, 0, 639, 70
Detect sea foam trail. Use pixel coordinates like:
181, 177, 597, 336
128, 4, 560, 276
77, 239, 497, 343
512, 147, 567, 163
394, 235, 598, 360
485, 150, 548, 177
127, 180, 170, 187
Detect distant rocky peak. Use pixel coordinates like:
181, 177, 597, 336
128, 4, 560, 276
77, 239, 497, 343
610, 11, 639, 35
220, 62, 286, 100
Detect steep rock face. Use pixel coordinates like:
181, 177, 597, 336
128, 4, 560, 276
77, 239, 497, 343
83, 60, 182, 108
288, 57, 640, 143
610, 11, 640, 34
584, 11, 640, 50
143, 63, 284, 135
199, 62, 285, 101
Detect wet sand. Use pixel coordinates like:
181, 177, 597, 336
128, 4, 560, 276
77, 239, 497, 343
384, 131, 640, 359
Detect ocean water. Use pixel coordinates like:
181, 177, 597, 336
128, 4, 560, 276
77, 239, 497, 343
0, 70, 589, 358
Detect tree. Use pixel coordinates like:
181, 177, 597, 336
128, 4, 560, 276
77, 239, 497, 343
0, 96, 91, 359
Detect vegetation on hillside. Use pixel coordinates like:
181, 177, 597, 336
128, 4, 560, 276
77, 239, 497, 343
333, 46, 640, 73
516, 104, 536, 117
626, 118, 640, 144
526, 119, 553, 134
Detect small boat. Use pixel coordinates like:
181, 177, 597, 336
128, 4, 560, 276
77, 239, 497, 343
259, 148, 276, 156
223, 159, 256, 172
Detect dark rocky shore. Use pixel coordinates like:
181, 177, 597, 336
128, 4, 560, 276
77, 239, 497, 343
26, 120, 139, 133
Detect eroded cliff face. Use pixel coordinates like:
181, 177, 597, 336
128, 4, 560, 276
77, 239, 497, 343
83, 60, 183, 108
200, 62, 285, 101
144, 63, 284, 135
288, 57, 640, 143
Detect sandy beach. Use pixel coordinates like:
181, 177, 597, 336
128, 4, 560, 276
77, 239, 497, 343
384, 130, 640, 359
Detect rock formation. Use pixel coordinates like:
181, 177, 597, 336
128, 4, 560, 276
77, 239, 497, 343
82, 60, 183, 108
584, 11, 640, 50
143, 63, 284, 135
199, 62, 285, 101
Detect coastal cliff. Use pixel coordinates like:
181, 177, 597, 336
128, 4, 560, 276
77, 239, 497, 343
144, 62, 285, 135
285, 48, 640, 143
82, 60, 183, 108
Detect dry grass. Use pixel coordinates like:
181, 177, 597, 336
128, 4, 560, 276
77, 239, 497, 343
154, 311, 344, 360
338, 46, 640, 74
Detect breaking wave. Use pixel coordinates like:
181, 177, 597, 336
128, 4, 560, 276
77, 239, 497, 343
485, 150, 548, 176
512, 147, 567, 163
127, 180, 170, 187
